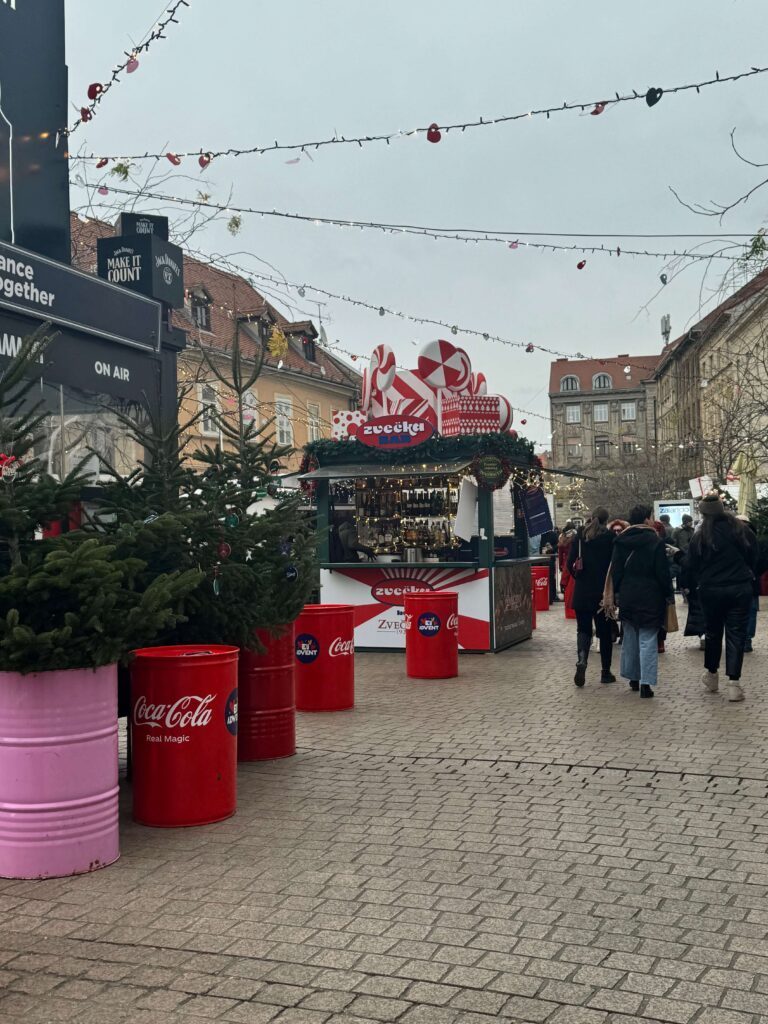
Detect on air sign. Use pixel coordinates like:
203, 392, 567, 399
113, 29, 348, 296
356, 415, 435, 450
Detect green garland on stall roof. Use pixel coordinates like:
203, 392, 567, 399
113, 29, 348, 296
305, 431, 536, 468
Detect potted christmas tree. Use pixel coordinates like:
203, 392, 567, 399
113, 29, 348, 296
0, 331, 200, 879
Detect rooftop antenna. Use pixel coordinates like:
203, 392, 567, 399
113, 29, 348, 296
661, 314, 671, 345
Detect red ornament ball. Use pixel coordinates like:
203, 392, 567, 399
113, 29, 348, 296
166, 152, 182, 166
426, 123, 442, 143
96, 158, 108, 169
126, 57, 140, 73
198, 153, 212, 169
87, 82, 104, 101
577, 259, 587, 270
80, 107, 93, 122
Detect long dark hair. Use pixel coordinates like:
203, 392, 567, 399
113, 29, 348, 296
694, 511, 749, 556
583, 506, 609, 542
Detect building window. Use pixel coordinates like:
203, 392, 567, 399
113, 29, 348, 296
565, 404, 581, 424
200, 385, 219, 437
307, 402, 322, 442
593, 403, 608, 423
566, 442, 581, 459
243, 390, 258, 425
560, 375, 580, 392
593, 373, 612, 390
275, 396, 293, 446
621, 401, 636, 421
302, 336, 317, 362
595, 438, 609, 458
191, 294, 211, 331
622, 441, 636, 455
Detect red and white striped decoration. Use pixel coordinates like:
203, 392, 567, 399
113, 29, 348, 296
418, 339, 471, 392
370, 344, 396, 392
470, 372, 488, 396
386, 368, 439, 426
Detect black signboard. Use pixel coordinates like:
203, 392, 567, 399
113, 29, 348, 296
0, 309, 158, 403
97, 235, 184, 309
0, 241, 162, 351
0, 0, 70, 263
493, 562, 532, 649
117, 213, 170, 241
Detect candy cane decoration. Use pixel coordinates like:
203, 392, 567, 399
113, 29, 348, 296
470, 372, 488, 396
370, 344, 396, 393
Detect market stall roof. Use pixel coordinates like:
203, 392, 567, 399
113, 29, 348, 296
298, 458, 473, 480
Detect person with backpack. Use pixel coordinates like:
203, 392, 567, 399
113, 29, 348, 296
568, 507, 615, 688
686, 495, 758, 702
605, 504, 673, 699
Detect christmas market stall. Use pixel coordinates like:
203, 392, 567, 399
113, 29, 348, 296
298, 340, 553, 653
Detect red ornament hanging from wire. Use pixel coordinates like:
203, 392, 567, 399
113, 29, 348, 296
426, 123, 442, 143
577, 259, 587, 270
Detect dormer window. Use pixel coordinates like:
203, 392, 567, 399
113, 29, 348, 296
302, 336, 317, 362
560, 375, 580, 392
190, 290, 211, 331
593, 373, 612, 390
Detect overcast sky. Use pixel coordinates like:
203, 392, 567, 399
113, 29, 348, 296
66, 0, 768, 448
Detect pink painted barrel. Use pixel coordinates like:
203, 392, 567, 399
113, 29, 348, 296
0, 665, 119, 879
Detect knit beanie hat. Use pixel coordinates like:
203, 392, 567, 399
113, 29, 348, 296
699, 494, 725, 516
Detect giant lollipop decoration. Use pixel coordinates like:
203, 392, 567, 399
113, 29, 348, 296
418, 339, 471, 392
370, 344, 397, 392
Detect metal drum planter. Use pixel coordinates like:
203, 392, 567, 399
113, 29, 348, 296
404, 591, 459, 679
238, 628, 296, 761
0, 664, 119, 879
295, 605, 355, 711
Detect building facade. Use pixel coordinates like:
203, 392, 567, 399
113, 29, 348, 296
71, 216, 361, 472
549, 354, 661, 472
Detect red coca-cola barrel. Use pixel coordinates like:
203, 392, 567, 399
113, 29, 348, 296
130, 645, 239, 827
238, 628, 295, 761
531, 565, 550, 611
530, 580, 537, 630
404, 591, 459, 680
294, 605, 354, 711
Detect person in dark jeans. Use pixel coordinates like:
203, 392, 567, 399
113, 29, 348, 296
568, 507, 615, 687
685, 495, 758, 702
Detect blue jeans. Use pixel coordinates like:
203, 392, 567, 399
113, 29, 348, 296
620, 622, 659, 687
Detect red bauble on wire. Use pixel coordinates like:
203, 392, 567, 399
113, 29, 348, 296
577, 259, 587, 270
166, 152, 182, 166
87, 83, 104, 101
426, 123, 442, 143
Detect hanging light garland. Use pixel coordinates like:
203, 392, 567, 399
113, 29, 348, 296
77, 61, 768, 165
62, 1, 192, 140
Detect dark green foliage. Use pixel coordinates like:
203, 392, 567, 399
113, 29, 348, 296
305, 430, 535, 468
0, 328, 201, 674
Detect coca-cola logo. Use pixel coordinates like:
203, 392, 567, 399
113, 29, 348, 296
447, 613, 459, 632
295, 633, 320, 664
329, 637, 354, 658
371, 580, 434, 607
417, 612, 441, 637
133, 693, 214, 729
224, 689, 238, 736
534, 576, 548, 590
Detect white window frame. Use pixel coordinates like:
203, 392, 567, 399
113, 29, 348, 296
560, 375, 580, 393
593, 373, 612, 390
621, 401, 637, 421
199, 384, 219, 438
307, 402, 322, 442
593, 403, 608, 423
565, 404, 581, 424
275, 395, 294, 446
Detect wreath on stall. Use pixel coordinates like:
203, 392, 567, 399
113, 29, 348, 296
298, 451, 318, 497
471, 452, 512, 490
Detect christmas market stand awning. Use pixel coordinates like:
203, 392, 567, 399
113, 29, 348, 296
297, 458, 473, 481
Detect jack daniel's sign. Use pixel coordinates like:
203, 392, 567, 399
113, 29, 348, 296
0, 0, 70, 263
97, 216, 185, 309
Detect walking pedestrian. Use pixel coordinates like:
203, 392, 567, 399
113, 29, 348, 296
673, 514, 694, 554
568, 507, 615, 688
652, 520, 671, 654
557, 522, 576, 587
659, 514, 674, 540
605, 504, 673, 699
687, 495, 758, 701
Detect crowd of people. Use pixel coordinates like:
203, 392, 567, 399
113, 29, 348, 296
552, 495, 760, 703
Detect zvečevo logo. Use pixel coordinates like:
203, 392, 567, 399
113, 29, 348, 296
295, 633, 320, 664
417, 613, 441, 637
224, 689, 238, 736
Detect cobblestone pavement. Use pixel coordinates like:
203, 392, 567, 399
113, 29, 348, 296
4, 601, 768, 1024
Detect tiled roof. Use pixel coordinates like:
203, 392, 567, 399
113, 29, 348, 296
654, 267, 768, 374
69, 214, 361, 391
549, 354, 662, 395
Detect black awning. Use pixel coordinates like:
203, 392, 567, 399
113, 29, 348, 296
298, 458, 473, 481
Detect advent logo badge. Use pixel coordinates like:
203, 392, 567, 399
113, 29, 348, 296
417, 612, 441, 637
224, 689, 238, 736
295, 633, 320, 664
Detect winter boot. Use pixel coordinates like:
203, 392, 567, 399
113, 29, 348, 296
628, 680, 640, 691
701, 671, 719, 693
574, 632, 590, 688
728, 682, 745, 702
600, 670, 616, 684
640, 684, 654, 699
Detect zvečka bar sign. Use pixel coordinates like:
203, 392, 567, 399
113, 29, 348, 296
356, 415, 435, 450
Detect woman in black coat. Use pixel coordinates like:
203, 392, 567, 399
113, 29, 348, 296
568, 507, 615, 687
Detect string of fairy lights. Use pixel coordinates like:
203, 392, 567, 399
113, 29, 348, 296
77, 184, 745, 267
62, 1, 191, 140
75, 60, 768, 166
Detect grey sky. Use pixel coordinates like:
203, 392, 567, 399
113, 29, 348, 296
66, 0, 768, 448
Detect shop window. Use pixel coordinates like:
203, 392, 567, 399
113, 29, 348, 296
621, 401, 637, 421
275, 396, 293, 446
307, 402, 322, 442
560, 375, 580, 392
593, 373, 612, 390
200, 385, 219, 437
595, 438, 609, 458
566, 404, 581, 424
593, 403, 608, 423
